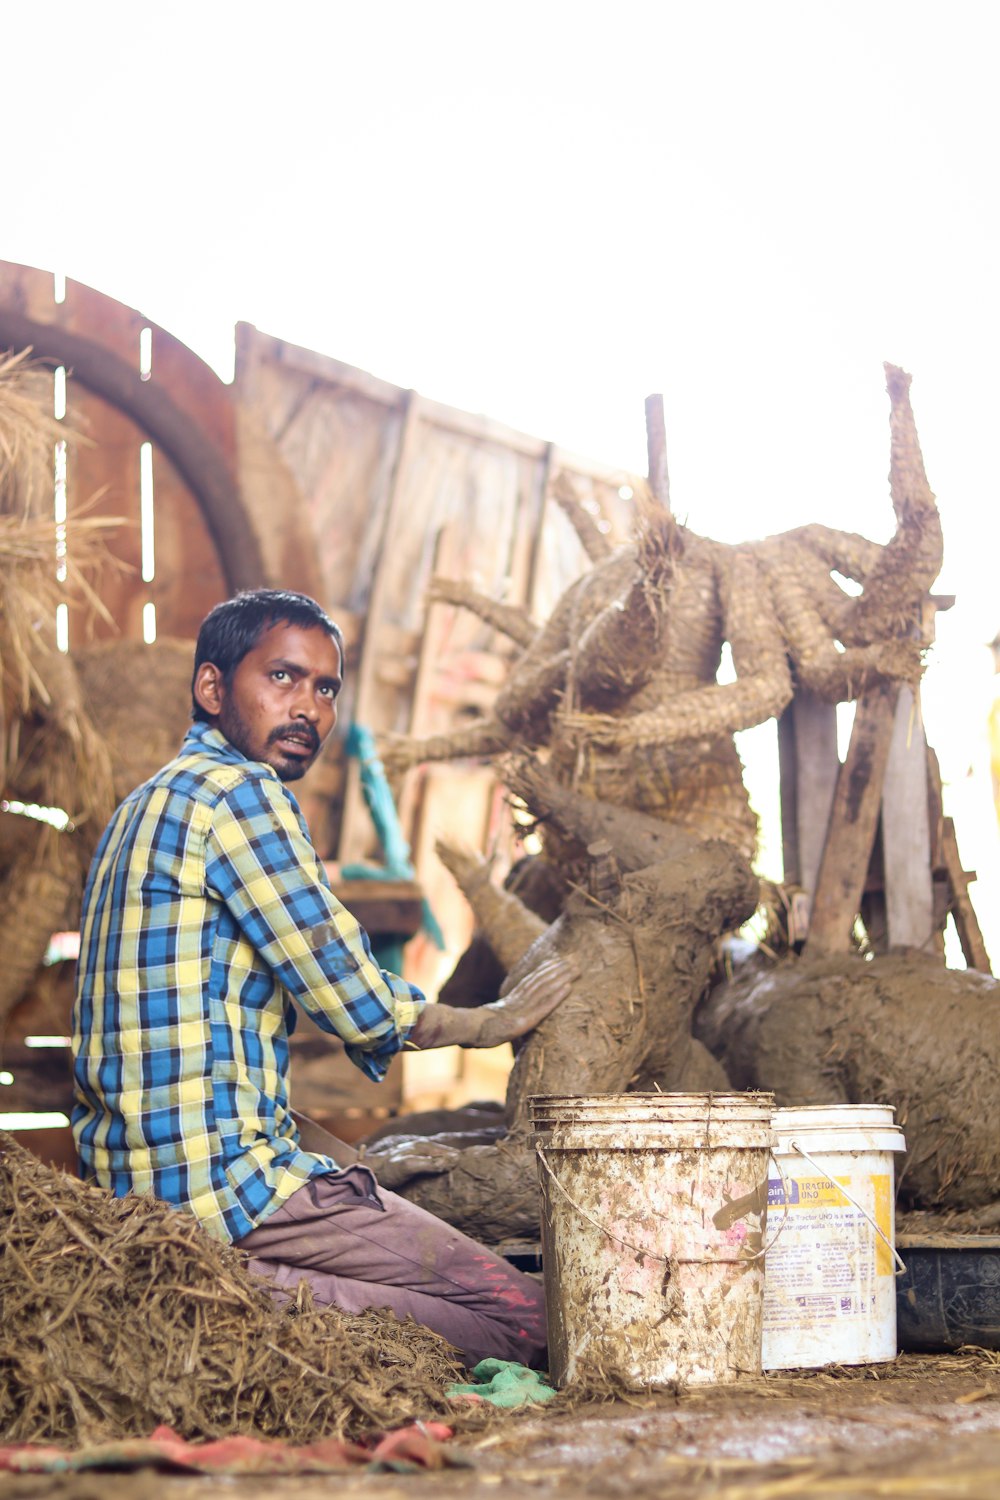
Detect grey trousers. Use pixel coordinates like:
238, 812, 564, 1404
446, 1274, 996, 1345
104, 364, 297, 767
238, 1168, 547, 1369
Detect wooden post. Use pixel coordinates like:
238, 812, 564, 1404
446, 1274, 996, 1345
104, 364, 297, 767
777, 690, 840, 940
925, 745, 992, 973
805, 682, 900, 956
526, 441, 556, 620
644, 394, 671, 512
881, 687, 935, 950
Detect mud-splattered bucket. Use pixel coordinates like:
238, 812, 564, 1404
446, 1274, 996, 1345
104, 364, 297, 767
762, 1104, 907, 1370
529, 1092, 775, 1389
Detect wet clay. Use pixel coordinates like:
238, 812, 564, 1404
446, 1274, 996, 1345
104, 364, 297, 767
397, 830, 756, 1242
695, 949, 1000, 1210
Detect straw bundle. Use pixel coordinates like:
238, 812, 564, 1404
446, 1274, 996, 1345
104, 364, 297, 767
550, 471, 614, 564
426, 575, 538, 649
0, 350, 125, 1022
0, 1131, 469, 1446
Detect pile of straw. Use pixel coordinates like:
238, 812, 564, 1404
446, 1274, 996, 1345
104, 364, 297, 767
0, 1132, 470, 1446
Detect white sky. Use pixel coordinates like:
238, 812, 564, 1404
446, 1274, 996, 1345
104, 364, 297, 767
6, 0, 1000, 951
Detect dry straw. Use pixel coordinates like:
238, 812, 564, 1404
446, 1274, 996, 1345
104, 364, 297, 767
0, 1131, 477, 1446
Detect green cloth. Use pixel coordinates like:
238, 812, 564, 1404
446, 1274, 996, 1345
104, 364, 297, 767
447, 1359, 556, 1408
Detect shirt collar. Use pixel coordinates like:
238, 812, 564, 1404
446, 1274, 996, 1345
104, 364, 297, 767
182, 719, 258, 768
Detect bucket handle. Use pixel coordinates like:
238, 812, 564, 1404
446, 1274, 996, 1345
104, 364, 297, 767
536, 1146, 671, 1265
674, 1151, 792, 1265
788, 1139, 907, 1277
536, 1145, 785, 1267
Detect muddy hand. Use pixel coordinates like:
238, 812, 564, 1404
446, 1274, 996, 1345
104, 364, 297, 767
471, 955, 577, 1049
361, 1138, 461, 1190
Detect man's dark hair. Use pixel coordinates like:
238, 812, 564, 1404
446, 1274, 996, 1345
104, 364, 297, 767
191, 589, 344, 723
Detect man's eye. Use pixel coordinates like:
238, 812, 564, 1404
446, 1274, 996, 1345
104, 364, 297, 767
271, 670, 289, 682
319, 685, 337, 700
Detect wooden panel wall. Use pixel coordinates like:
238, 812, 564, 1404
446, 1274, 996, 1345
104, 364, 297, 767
65, 381, 226, 647
235, 327, 639, 1022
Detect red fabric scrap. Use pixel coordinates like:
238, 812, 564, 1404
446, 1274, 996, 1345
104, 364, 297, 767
0, 1421, 457, 1475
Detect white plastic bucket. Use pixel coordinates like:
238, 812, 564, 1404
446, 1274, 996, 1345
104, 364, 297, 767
530, 1092, 775, 1389
762, 1104, 907, 1370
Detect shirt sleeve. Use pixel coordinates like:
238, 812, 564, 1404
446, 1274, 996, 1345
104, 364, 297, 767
203, 770, 425, 1081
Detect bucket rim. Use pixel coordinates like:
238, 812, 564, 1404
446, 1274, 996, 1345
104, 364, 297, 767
772, 1132, 906, 1154
773, 1104, 898, 1124
529, 1091, 776, 1106
528, 1091, 776, 1123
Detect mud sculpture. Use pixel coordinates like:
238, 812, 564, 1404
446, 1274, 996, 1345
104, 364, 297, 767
383, 366, 941, 868
695, 950, 1000, 1214
372, 367, 945, 1241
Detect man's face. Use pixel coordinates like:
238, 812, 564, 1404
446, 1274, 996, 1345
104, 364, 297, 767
200, 622, 343, 781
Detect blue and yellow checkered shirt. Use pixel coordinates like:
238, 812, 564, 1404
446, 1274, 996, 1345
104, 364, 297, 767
72, 722, 425, 1242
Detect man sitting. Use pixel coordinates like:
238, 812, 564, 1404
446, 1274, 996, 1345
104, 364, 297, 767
72, 589, 571, 1366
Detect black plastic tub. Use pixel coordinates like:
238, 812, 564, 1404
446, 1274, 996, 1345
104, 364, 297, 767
896, 1234, 1000, 1351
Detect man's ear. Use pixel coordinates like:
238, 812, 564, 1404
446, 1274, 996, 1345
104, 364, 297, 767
193, 662, 225, 719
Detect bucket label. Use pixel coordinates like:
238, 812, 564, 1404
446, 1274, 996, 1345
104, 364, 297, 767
768, 1174, 894, 1278
762, 1156, 898, 1370
769, 1175, 853, 1209
765, 1171, 894, 1327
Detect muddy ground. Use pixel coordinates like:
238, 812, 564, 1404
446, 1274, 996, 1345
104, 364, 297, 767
7, 1352, 1000, 1500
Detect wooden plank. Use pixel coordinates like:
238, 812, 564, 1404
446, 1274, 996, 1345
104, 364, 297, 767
939, 816, 992, 973
328, 879, 424, 937
149, 441, 228, 637
805, 682, 900, 956
239, 324, 636, 486
66, 381, 143, 643
525, 443, 556, 621
242, 358, 405, 615
645, 393, 671, 510
393, 524, 450, 841
339, 399, 545, 859
337, 390, 424, 862
777, 690, 839, 899
64, 386, 228, 648
148, 323, 235, 463
882, 687, 935, 950
59, 271, 144, 370
242, 325, 408, 410
925, 743, 946, 873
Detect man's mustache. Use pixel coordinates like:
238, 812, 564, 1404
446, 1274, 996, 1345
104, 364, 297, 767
267, 722, 320, 753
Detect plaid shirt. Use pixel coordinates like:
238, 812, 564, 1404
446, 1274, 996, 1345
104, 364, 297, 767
72, 722, 425, 1243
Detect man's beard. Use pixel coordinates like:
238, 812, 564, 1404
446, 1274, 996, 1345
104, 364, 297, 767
217, 702, 318, 782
